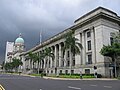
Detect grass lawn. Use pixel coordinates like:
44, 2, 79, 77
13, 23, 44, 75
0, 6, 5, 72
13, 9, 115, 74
30, 73, 42, 76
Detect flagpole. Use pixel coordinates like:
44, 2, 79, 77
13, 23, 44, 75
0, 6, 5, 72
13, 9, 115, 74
40, 30, 42, 45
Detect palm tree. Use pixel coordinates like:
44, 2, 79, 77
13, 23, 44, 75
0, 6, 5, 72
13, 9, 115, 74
44, 47, 54, 75
62, 30, 83, 75
33, 52, 45, 74
28, 52, 37, 70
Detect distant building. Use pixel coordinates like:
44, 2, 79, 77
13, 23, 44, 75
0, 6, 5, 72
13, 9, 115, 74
5, 41, 14, 63
5, 34, 25, 63
21, 7, 120, 77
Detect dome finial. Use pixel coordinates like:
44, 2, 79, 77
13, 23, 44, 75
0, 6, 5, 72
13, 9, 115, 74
19, 33, 22, 37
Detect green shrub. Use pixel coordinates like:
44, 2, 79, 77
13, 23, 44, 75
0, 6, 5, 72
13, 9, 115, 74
49, 73, 102, 78
117, 77, 120, 80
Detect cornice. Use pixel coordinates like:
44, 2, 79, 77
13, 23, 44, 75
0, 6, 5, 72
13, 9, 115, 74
21, 7, 120, 55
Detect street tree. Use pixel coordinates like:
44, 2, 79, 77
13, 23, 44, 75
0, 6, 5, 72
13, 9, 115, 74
33, 52, 45, 74
27, 51, 45, 74
38, 52, 46, 74
100, 31, 120, 77
12, 58, 23, 72
28, 52, 37, 70
44, 47, 54, 75
4, 62, 13, 72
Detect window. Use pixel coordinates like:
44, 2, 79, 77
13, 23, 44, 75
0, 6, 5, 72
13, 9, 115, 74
71, 70, 74, 74
51, 70, 53, 73
60, 70, 62, 74
65, 70, 68, 74
73, 49, 75, 56
110, 37, 113, 45
72, 60, 75, 66
52, 61, 54, 67
63, 51, 65, 58
61, 60, 64, 67
67, 51, 69, 57
85, 69, 90, 74
56, 60, 59, 67
49, 60, 51, 68
88, 54, 92, 64
67, 60, 70, 66
45, 61, 47, 68
87, 31, 91, 38
87, 40, 91, 50
55, 67, 57, 74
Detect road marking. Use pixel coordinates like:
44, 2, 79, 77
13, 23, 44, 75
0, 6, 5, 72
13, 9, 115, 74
0, 84, 5, 90
90, 85, 97, 87
39, 89, 42, 90
68, 86, 81, 90
104, 86, 112, 88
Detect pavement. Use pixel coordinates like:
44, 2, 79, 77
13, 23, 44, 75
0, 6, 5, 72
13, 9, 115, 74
0, 74, 120, 90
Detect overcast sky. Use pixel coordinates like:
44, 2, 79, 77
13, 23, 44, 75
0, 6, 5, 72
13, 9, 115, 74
0, 0, 120, 63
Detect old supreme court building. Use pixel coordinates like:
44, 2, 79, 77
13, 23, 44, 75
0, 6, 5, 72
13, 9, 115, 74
20, 7, 120, 77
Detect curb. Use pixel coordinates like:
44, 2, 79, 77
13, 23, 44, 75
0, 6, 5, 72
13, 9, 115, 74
43, 77, 118, 81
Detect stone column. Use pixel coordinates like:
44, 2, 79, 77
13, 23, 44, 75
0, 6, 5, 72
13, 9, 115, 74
91, 27, 96, 64
59, 43, 62, 67
75, 33, 82, 66
28, 59, 30, 69
50, 47, 53, 68
82, 31, 86, 65
64, 49, 67, 67
43, 59, 46, 68
22, 55, 26, 73
80, 33, 82, 65
54, 45, 57, 68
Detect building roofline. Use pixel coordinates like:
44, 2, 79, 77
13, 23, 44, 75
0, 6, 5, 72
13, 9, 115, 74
74, 6, 117, 23
22, 7, 120, 55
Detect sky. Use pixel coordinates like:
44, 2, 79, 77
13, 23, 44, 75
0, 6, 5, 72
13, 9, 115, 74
0, 0, 120, 63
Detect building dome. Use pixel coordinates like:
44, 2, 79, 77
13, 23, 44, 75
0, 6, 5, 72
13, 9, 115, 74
15, 33, 24, 44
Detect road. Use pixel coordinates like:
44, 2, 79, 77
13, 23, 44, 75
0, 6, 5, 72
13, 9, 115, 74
0, 74, 120, 90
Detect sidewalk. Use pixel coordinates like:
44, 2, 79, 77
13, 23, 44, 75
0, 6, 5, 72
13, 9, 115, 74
43, 76, 118, 80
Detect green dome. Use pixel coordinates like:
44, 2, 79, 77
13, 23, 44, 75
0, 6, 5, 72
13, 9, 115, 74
15, 37, 24, 44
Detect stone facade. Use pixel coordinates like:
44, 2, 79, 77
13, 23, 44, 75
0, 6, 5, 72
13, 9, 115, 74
21, 7, 120, 77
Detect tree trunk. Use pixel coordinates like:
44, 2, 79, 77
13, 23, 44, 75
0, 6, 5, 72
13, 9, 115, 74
37, 61, 40, 74
114, 57, 117, 77
70, 51, 72, 76
30, 60, 32, 70
113, 54, 117, 78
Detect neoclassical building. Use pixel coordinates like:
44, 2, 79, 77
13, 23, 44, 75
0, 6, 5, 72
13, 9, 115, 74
21, 7, 120, 77
5, 34, 25, 63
